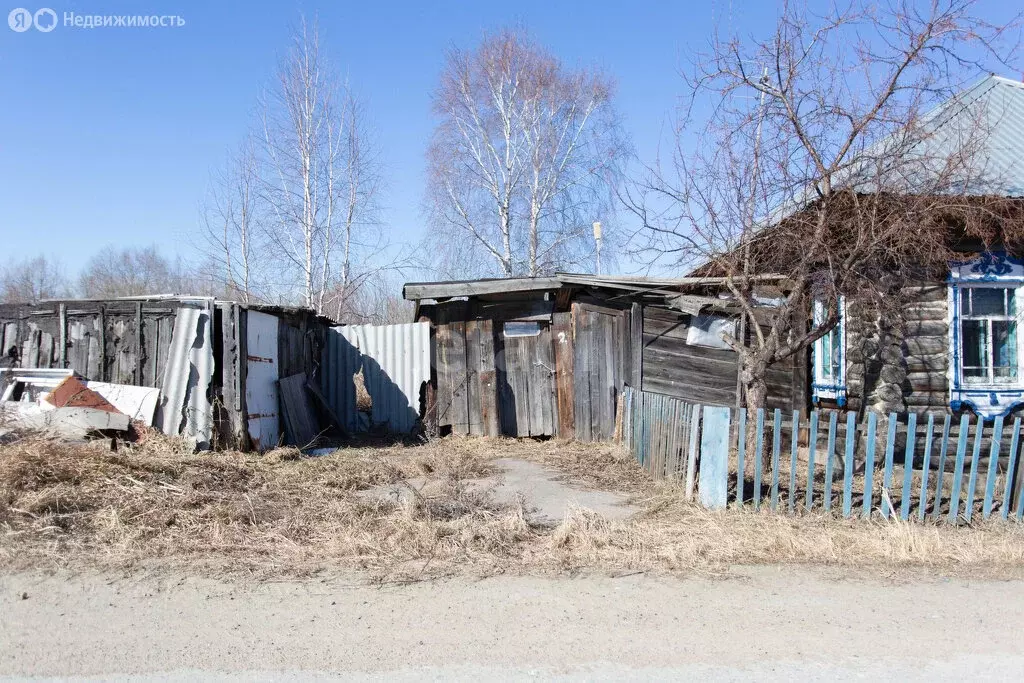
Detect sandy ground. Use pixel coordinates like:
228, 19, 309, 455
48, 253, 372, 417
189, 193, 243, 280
3, 567, 1024, 681
360, 457, 638, 523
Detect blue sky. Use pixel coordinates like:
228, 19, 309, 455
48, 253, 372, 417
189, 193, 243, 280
0, 0, 1018, 274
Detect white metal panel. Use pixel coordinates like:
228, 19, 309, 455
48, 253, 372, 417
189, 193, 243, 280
246, 311, 280, 450
154, 306, 214, 449
326, 322, 430, 433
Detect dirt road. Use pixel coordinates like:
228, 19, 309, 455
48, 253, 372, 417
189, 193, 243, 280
2, 567, 1023, 680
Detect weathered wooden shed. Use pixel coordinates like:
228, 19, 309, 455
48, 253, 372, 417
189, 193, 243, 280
403, 273, 806, 440
0, 296, 333, 450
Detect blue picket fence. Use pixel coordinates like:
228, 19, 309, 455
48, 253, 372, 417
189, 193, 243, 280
622, 386, 1024, 523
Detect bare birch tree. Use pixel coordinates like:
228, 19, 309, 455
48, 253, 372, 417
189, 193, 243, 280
428, 28, 626, 277
259, 18, 383, 314
202, 137, 263, 303
628, 0, 1020, 410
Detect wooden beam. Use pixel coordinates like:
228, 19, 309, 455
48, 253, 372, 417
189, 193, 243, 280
629, 303, 642, 389
58, 302, 67, 368
134, 301, 143, 385
403, 277, 562, 301
98, 306, 107, 382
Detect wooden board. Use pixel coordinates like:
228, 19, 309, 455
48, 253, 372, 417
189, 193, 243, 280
532, 324, 556, 436
476, 319, 499, 437
552, 312, 575, 438
278, 373, 320, 447
464, 319, 483, 435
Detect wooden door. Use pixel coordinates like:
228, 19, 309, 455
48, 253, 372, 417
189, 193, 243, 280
573, 304, 627, 441
497, 321, 556, 437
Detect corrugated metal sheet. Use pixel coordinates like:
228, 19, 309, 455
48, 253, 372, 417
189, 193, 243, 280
325, 322, 430, 433
903, 75, 1024, 197
752, 74, 1024, 234
153, 306, 214, 449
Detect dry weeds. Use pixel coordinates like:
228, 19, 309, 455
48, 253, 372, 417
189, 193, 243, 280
1, 432, 1022, 581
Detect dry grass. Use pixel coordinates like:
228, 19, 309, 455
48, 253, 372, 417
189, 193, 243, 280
2, 432, 1023, 581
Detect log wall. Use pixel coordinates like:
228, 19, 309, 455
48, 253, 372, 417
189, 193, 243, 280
844, 284, 950, 414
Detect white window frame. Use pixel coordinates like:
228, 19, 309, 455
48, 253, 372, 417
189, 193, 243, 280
956, 285, 1019, 385
811, 298, 846, 405
948, 253, 1024, 419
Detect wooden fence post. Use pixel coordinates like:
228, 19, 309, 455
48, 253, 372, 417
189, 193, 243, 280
699, 406, 730, 510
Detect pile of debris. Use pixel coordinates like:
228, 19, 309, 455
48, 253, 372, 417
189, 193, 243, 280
0, 369, 159, 444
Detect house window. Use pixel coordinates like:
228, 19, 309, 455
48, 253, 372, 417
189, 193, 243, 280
948, 253, 1024, 420
812, 299, 846, 405
503, 321, 541, 337
958, 286, 1017, 383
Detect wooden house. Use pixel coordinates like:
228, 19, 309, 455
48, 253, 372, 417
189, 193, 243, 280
411, 76, 1024, 431
793, 76, 1024, 421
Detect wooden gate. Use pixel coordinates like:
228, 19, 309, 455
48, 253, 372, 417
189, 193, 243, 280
497, 321, 557, 437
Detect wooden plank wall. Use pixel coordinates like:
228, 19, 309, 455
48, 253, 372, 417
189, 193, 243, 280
424, 295, 645, 442
641, 306, 800, 410
0, 302, 184, 387
275, 310, 328, 384
433, 302, 471, 434
845, 284, 948, 413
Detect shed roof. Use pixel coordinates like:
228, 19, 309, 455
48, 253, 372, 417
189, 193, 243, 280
402, 272, 789, 301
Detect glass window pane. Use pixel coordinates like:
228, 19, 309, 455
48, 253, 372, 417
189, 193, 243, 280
503, 322, 541, 337
1009, 289, 1017, 317
830, 326, 842, 380
961, 319, 987, 379
960, 288, 970, 316
993, 320, 1018, 380
820, 331, 833, 380
971, 288, 1007, 316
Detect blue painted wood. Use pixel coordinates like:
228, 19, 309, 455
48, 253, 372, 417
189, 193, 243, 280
948, 415, 971, 524
699, 406, 731, 510
964, 417, 985, 523
635, 390, 645, 466
842, 412, 856, 518
982, 416, 1004, 519
881, 413, 897, 519
862, 412, 878, 519
789, 410, 800, 513
1017, 447, 1024, 521
1001, 418, 1021, 521
806, 410, 819, 511
685, 403, 702, 499
753, 409, 765, 511
736, 408, 747, 507
770, 409, 782, 511
824, 412, 838, 512
933, 415, 952, 521
901, 413, 917, 521
918, 414, 935, 522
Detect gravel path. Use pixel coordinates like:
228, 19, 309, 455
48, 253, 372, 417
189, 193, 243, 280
3, 567, 1024, 680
